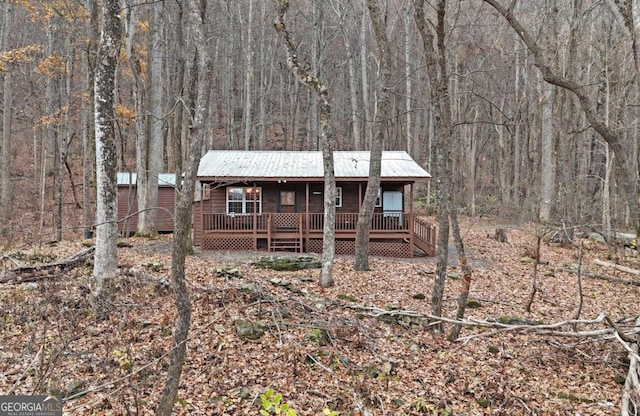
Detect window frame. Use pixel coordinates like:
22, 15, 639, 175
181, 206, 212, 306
226, 186, 262, 215
335, 187, 343, 208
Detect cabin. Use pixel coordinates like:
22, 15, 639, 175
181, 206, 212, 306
194, 150, 436, 257
117, 172, 177, 235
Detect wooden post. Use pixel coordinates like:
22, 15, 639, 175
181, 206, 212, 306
409, 183, 414, 257
305, 182, 310, 251
267, 214, 272, 251
253, 182, 257, 250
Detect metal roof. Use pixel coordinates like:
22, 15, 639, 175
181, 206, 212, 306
117, 172, 176, 186
197, 151, 430, 182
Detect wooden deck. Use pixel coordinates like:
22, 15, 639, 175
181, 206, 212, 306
199, 212, 436, 257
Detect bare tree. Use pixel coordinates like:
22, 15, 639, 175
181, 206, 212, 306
273, 0, 337, 287
353, 0, 390, 271
242, 0, 255, 150
82, 0, 98, 238
483, 0, 639, 235
140, 0, 166, 237
413, 0, 451, 324
606, 0, 640, 238
123, 0, 165, 237
0, 1, 13, 238
156, 0, 210, 412
92, 0, 122, 303
539, 1, 558, 223
413, 0, 474, 336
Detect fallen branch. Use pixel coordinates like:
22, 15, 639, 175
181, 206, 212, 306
0, 246, 95, 284
564, 266, 640, 287
593, 258, 640, 276
348, 305, 640, 343
617, 317, 640, 416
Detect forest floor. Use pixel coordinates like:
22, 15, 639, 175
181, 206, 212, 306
0, 216, 638, 415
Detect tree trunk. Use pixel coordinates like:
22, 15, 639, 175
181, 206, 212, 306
0, 1, 12, 239
156, 0, 209, 412
169, 1, 185, 170
447, 209, 473, 341
348, 44, 361, 151
354, 0, 391, 271
539, 80, 555, 222
57, 46, 73, 241
124, 0, 156, 237
273, 0, 337, 288
607, 0, 640, 236
138, 0, 165, 237
360, 0, 372, 149
405, 5, 414, 158
82, 0, 98, 238
413, 0, 456, 328
92, 0, 122, 304
257, 0, 269, 151
243, 0, 255, 150
307, 0, 323, 151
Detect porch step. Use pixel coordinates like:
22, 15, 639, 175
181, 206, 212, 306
270, 238, 302, 252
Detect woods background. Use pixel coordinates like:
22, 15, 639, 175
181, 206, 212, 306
0, 0, 637, 244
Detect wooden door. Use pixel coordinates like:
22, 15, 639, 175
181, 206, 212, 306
279, 190, 297, 213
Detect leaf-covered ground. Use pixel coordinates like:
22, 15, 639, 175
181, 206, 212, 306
0, 218, 638, 415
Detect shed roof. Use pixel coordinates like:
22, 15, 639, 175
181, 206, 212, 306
197, 151, 430, 182
117, 173, 176, 187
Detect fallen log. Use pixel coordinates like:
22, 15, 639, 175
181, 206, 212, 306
0, 246, 95, 284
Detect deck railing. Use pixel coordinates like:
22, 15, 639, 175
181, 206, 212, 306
202, 212, 410, 233
202, 213, 269, 232
200, 212, 437, 256
413, 216, 437, 256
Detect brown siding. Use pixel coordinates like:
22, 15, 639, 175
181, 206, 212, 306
117, 185, 138, 234
339, 182, 362, 213
208, 183, 313, 213
199, 181, 406, 218
156, 188, 176, 231
117, 185, 175, 234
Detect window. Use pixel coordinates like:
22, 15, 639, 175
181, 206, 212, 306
375, 188, 382, 207
227, 187, 262, 214
335, 187, 343, 207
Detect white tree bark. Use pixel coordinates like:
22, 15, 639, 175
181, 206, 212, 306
92, 0, 122, 302
539, 80, 555, 222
